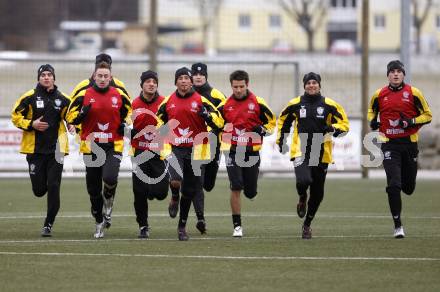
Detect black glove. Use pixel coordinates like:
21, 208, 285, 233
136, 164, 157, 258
198, 105, 210, 121
253, 125, 266, 137
74, 104, 91, 124
79, 104, 91, 118
117, 123, 127, 136
278, 143, 288, 154
370, 119, 380, 130
399, 113, 415, 129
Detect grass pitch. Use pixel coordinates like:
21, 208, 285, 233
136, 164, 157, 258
0, 177, 439, 292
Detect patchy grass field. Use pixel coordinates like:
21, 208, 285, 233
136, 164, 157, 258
1, 177, 439, 292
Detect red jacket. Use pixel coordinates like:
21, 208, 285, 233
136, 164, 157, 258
131, 93, 164, 151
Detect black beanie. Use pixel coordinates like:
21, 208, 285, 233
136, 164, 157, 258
387, 60, 405, 76
140, 70, 158, 87
174, 67, 192, 84
95, 53, 112, 66
37, 64, 55, 80
303, 72, 321, 88
191, 62, 208, 79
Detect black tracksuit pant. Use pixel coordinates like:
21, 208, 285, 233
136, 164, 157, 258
83, 143, 121, 224
294, 159, 328, 227
381, 141, 418, 228
132, 149, 169, 227
26, 153, 63, 227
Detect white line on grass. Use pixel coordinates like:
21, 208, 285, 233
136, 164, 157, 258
1, 213, 439, 220
1, 234, 440, 244
0, 251, 439, 262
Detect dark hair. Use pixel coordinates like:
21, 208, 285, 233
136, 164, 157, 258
229, 70, 249, 84
95, 53, 112, 66
95, 61, 111, 71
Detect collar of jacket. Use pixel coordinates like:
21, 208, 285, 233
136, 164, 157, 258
140, 91, 159, 104
232, 90, 250, 101
388, 82, 405, 92
194, 82, 212, 95
36, 83, 57, 95
302, 92, 322, 102
92, 83, 110, 93
176, 88, 195, 98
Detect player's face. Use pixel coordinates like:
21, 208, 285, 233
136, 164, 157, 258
304, 79, 320, 95
231, 80, 248, 99
142, 78, 158, 99
38, 71, 55, 90
388, 69, 404, 87
176, 75, 192, 94
94, 68, 112, 89
193, 73, 206, 87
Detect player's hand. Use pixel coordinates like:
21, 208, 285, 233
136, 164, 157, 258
198, 105, 210, 121
323, 125, 335, 134
370, 119, 380, 130
67, 123, 76, 134
130, 127, 139, 139
32, 116, 49, 131
399, 113, 415, 129
253, 125, 266, 136
118, 123, 128, 136
80, 104, 91, 117
278, 143, 288, 154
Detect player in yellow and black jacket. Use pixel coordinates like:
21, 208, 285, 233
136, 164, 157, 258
276, 72, 349, 239
11, 64, 71, 237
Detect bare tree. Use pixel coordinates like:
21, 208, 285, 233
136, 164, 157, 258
193, 0, 223, 52
412, 0, 433, 54
278, 0, 327, 52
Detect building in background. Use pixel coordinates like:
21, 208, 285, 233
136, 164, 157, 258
0, 0, 440, 54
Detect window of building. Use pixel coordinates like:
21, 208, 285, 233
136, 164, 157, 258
239, 14, 251, 30
436, 15, 440, 29
374, 14, 386, 30
269, 14, 281, 29
331, 0, 357, 7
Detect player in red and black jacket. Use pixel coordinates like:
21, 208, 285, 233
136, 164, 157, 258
189, 62, 227, 234
368, 60, 432, 239
70, 53, 130, 99
66, 61, 131, 239
130, 70, 169, 239
156, 67, 224, 241
217, 70, 276, 238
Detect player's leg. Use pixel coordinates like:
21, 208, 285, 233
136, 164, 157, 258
203, 144, 220, 192
192, 164, 206, 234
242, 151, 260, 200
101, 149, 122, 228
382, 143, 405, 238
42, 153, 63, 236
302, 163, 328, 239
26, 153, 48, 197
226, 151, 244, 237
294, 158, 312, 219
167, 148, 184, 218
177, 155, 201, 240
401, 143, 418, 195
132, 153, 150, 238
